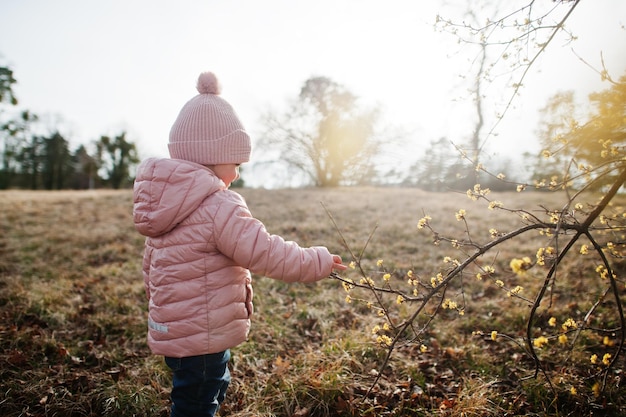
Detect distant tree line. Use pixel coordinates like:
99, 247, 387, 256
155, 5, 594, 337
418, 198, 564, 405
0, 65, 138, 190
2, 60, 624, 191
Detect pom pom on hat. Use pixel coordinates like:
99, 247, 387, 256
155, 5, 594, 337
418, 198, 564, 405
196, 72, 221, 95
169, 71, 251, 165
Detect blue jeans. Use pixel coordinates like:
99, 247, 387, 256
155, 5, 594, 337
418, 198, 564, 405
165, 350, 231, 417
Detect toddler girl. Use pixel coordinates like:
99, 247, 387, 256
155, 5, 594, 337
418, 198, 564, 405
133, 71, 346, 417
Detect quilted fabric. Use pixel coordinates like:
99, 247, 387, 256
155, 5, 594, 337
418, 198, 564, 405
133, 158, 333, 357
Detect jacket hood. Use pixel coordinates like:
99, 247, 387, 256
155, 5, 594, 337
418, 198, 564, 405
133, 158, 225, 237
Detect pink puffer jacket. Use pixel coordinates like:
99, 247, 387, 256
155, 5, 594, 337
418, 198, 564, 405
133, 158, 334, 357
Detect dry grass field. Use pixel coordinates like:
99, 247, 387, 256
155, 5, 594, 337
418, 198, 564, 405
1, 187, 625, 416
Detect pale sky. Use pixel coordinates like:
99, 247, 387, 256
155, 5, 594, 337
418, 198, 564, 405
0, 0, 625, 186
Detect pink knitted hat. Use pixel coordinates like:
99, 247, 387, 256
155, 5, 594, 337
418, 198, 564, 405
168, 72, 251, 165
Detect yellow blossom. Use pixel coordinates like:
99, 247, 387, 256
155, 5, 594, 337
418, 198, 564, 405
396, 295, 405, 304
371, 325, 380, 334
606, 242, 619, 256
466, 184, 490, 201
417, 215, 431, 229
349, 261, 356, 269
592, 382, 601, 398
580, 244, 589, 255
407, 270, 413, 278
539, 228, 554, 237
360, 277, 375, 286
562, 318, 577, 331
466, 189, 478, 201
549, 176, 559, 188
376, 259, 384, 267
495, 280, 504, 288
419, 344, 428, 353
383, 273, 391, 281
558, 334, 568, 344
602, 353, 612, 366
455, 209, 466, 221
377, 335, 392, 346
603, 336, 614, 346
596, 265, 609, 279
510, 257, 532, 275
537, 247, 546, 257
533, 336, 549, 348
548, 317, 557, 327
497, 173, 505, 180
516, 184, 526, 192
507, 286, 524, 297
590, 354, 598, 364
536, 247, 547, 265
488, 200, 503, 210
443, 257, 460, 266
491, 331, 498, 341
345, 295, 352, 304
442, 299, 458, 310
476, 184, 490, 195
570, 386, 577, 396
489, 228, 498, 238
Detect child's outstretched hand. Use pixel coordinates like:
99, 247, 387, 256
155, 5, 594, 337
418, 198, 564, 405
332, 254, 347, 271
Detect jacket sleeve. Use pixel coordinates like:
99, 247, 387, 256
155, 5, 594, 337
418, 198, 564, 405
212, 192, 333, 283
